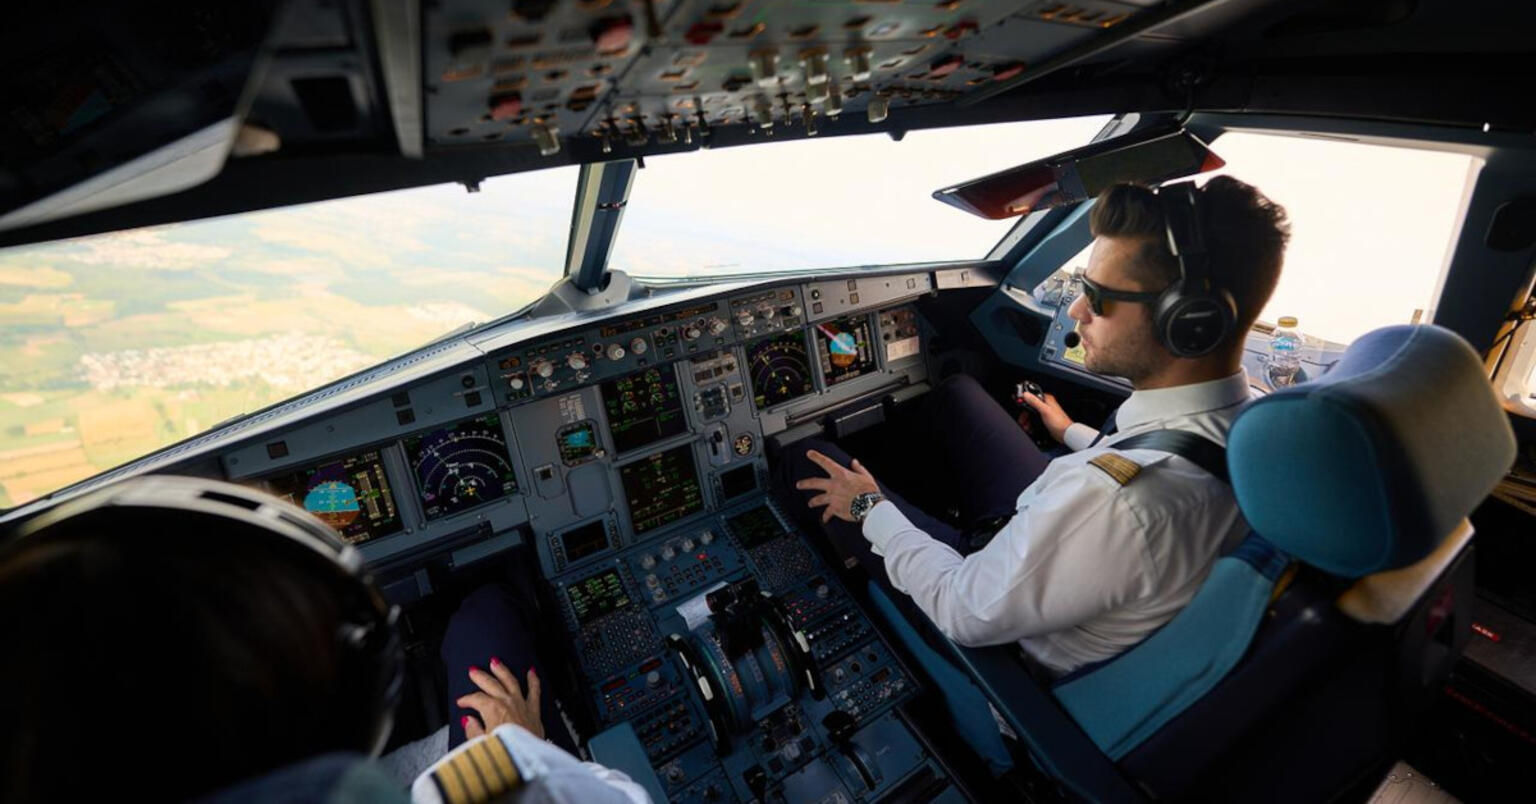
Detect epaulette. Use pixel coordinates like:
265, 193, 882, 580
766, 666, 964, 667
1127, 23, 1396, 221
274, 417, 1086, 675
428, 734, 525, 804
1088, 453, 1143, 487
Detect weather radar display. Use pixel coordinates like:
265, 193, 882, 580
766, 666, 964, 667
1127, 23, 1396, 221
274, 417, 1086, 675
814, 314, 877, 386
404, 414, 519, 520
746, 332, 815, 409
263, 448, 400, 545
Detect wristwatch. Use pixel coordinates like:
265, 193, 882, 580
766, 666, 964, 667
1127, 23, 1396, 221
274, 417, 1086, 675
850, 491, 886, 523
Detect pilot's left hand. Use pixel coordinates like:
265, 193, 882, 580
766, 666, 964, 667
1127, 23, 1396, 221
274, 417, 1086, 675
796, 450, 880, 524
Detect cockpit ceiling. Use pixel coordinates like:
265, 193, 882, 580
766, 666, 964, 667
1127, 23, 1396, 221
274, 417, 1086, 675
2, 0, 1534, 247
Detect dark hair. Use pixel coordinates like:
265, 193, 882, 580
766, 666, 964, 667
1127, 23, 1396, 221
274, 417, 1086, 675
1089, 176, 1292, 340
0, 508, 377, 803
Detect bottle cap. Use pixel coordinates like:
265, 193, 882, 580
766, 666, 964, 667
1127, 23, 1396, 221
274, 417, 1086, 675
1278, 316, 1298, 328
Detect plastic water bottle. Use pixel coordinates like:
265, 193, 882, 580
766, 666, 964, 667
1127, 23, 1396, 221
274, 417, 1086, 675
1268, 316, 1303, 388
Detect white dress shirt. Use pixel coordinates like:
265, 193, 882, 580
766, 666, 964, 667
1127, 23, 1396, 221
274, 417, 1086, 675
861, 370, 1253, 676
412, 724, 651, 804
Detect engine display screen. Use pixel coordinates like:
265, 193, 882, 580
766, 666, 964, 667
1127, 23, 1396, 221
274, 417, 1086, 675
566, 569, 630, 626
814, 314, 878, 386
263, 448, 400, 545
601, 364, 687, 455
746, 332, 815, 409
560, 520, 611, 563
620, 444, 704, 534
404, 414, 519, 520
726, 505, 787, 549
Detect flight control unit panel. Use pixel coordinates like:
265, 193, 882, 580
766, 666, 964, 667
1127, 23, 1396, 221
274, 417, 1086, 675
214, 272, 958, 801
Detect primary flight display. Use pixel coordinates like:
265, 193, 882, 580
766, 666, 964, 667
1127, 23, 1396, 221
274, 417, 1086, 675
263, 447, 400, 544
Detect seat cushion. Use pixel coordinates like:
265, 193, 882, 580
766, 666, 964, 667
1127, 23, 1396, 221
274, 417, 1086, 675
1228, 325, 1514, 577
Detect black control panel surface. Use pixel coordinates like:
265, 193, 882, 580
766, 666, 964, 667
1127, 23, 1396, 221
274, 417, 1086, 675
554, 498, 954, 803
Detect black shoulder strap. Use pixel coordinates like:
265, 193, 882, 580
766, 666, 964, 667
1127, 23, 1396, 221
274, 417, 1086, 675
1109, 429, 1229, 485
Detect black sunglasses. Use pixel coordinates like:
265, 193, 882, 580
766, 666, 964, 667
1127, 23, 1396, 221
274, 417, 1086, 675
1073, 270, 1163, 315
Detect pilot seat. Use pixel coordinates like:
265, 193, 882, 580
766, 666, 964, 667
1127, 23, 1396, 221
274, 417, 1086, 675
861, 323, 1516, 801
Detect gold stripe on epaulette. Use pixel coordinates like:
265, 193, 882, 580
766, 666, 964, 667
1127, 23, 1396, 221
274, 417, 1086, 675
432, 759, 470, 804
433, 735, 524, 804
1088, 453, 1142, 486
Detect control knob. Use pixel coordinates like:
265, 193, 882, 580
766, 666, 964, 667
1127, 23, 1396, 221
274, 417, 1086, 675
661, 544, 676, 561
786, 304, 802, 317
566, 352, 588, 370
707, 317, 728, 336
640, 554, 657, 570
680, 536, 696, 551
699, 530, 714, 545
606, 343, 627, 361
629, 337, 648, 355
508, 375, 526, 391
646, 670, 662, 688
683, 325, 702, 341
758, 303, 776, 319
736, 310, 755, 327
531, 359, 554, 379
646, 574, 660, 588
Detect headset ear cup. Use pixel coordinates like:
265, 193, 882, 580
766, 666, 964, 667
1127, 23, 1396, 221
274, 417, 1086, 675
1156, 282, 1237, 358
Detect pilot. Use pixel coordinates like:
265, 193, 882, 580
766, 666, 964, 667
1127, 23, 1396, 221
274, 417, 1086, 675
0, 476, 647, 804
779, 177, 1291, 676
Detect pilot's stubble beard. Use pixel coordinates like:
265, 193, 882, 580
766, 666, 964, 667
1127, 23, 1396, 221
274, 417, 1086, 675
1084, 318, 1165, 386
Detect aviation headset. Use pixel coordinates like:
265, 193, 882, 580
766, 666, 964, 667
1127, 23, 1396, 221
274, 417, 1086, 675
0, 475, 404, 756
1152, 181, 1238, 358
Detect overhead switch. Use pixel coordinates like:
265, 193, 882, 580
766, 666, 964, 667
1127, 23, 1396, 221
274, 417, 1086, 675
749, 49, 780, 87
844, 47, 873, 82
531, 124, 561, 156
867, 94, 890, 123
591, 16, 634, 56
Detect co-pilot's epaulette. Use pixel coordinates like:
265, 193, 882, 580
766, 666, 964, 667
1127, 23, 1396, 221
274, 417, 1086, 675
1088, 453, 1143, 487
427, 733, 525, 804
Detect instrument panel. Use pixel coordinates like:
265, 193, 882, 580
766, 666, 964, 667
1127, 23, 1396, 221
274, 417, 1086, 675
219, 271, 947, 801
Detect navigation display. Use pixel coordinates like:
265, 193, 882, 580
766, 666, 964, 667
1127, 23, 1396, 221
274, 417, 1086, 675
814, 314, 878, 386
746, 332, 815, 409
601, 364, 686, 455
264, 448, 400, 545
566, 569, 630, 626
620, 444, 704, 534
726, 506, 787, 549
404, 414, 519, 520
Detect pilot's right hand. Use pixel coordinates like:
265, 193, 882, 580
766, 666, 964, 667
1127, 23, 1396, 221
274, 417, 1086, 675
1020, 391, 1073, 443
458, 659, 544, 740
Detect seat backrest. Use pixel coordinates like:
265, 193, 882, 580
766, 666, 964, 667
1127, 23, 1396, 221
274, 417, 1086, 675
1051, 325, 1515, 792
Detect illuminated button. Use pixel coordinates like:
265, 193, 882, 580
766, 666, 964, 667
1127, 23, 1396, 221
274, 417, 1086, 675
640, 554, 657, 569
607, 343, 627, 361
567, 352, 588, 370
630, 337, 648, 355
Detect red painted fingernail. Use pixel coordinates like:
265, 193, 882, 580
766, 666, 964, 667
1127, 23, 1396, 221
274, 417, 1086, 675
469, 665, 482, 675
490, 656, 503, 668
530, 667, 538, 678
462, 716, 473, 730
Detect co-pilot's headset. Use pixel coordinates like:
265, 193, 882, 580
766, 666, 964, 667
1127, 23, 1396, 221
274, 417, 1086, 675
0, 475, 404, 756
1152, 181, 1239, 358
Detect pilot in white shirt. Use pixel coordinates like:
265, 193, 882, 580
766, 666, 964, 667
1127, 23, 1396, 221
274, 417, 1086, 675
782, 177, 1292, 675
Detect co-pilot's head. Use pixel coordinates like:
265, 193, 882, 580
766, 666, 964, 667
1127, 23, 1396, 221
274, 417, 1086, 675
1069, 176, 1291, 384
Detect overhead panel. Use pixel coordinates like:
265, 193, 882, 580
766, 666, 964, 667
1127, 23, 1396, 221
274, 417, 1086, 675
421, 0, 1153, 154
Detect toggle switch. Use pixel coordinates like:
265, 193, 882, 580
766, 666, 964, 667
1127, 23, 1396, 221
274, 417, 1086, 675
749, 48, 780, 87
844, 47, 873, 82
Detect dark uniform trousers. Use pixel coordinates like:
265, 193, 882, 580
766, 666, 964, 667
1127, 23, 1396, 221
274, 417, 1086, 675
773, 374, 1053, 595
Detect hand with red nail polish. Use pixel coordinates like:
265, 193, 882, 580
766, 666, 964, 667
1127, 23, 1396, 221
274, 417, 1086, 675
457, 658, 544, 739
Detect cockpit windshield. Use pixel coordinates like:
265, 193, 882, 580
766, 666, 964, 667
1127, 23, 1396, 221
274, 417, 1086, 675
612, 116, 1113, 280
0, 168, 576, 508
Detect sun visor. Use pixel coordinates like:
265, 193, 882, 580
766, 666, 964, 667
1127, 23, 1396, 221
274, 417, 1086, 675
0, 2, 277, 234
932, 125, 1224, 220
